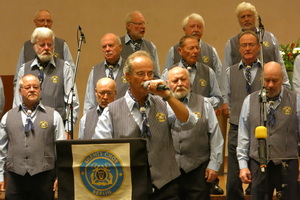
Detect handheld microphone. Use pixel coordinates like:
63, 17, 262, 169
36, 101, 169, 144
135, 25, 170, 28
255, 126, 268, 172
141, 81, 169, 90
78, 26, 86, 43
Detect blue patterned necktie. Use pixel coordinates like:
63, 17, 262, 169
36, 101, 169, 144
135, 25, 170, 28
24, 108, 34, 133
245, 65, 252, 94
132, 39, 142, 52
140, 106, 151, 137
267, 101, 275, 126
181, 59, 195, 74
38, 66, 44, 86
107, 65, 114, 80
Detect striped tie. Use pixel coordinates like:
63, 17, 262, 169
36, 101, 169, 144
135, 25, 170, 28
24, 110, 34, 133
245, 65, 252, 94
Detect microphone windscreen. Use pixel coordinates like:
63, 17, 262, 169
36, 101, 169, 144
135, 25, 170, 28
255, 126, 267, 139
141, 81, 150, 89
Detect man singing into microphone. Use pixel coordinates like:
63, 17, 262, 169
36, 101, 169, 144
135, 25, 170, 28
93, 50, 197, 200
237, 61, 300, 199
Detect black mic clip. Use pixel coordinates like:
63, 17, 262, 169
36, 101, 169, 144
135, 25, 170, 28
78, 26, 86, 44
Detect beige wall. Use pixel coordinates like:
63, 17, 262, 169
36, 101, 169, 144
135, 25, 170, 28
1, 0, 299, 137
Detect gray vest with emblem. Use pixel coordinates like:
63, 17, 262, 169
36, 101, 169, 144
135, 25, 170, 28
229, 63, 262, 125
83, 107, 101, 139
171, 93, 209, 173
108, 95, 180, 189
173, 41, 213, 69
171, 62, 211, 97
5, 106, 55, 176
120, 36, 155, 60
24, 58, 66, 119
93, 60, 129, 100
24, 37, 65, 63
249, 89, 298, 164
229, 31, 276, 66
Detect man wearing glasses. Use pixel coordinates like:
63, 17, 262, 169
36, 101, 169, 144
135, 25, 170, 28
83, 33, 129, 114
93, 51, 197, 200
14, 9, 75, 87
79, 77, 117, 139
120, 11, 160, 79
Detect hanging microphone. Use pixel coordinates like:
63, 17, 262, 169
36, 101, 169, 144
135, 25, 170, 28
141, 81, 169, 90
78, 26, 86, 43
258, 15, 264, 30
255, 126, 268, 172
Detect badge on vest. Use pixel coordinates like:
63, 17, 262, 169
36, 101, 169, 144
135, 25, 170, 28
194, 112, 201, 119
202, 56, 209, 63
263, 41, 270, 47
199, 79, 207, 87
282, 106, 292, 115
156, 112, 166, 122
40, 121, 48, 129
121, 76, 127, 83
51, 76, 59, 83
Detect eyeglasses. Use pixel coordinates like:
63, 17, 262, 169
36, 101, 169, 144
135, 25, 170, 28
239, 43, 258, 48
21, 85, 40, 90
132, 71, 154, 78
130, 21, 147, 26
35, 19, 53, 24
96, 91, 115, 96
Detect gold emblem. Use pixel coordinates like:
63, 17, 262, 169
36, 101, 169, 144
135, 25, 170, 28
199, 79, 207, 87
263, 41, 270, 47
282, 106, 292, 115
194, 112, 201, 119
121, 76, 127, 83
40, 121, 48, 129
202, 56, 209, 63
51, 76, 59, 83
156, 112, 166, 122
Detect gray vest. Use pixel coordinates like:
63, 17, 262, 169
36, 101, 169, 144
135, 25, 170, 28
172, 93, 209, 173
108, 96, 180, 189
24, 37, 65, 63
249, 89, 298, 164
171, 62, 211, 97
5, 106, 56, 176
229, 63, 262, 125
120, 36, 155, 60
229, 31, 276, 65
24, 58, 66, 119
173, 41, 214, 70
83, 107, 101, 139
93, 61, 129, 100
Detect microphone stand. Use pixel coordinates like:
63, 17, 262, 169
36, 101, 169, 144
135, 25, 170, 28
66, 26, 86, 139
257, 15, 269, 200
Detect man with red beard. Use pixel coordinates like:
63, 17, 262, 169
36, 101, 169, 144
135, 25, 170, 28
222, 30, 263, 200
83, 33, 128, 114
166, 66, 224, 200
0, 74, 66, 199
79, 77, 117, 139
162, 35, 222, 109
120, 11, 160, 79
13, 27, 79, 137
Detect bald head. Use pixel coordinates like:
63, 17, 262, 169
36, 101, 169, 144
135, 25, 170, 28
167, 66, 191, 99
264, 61, 283, 98
95, 78, 117, 108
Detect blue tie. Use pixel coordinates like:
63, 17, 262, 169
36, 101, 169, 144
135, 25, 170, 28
140, 106, 151, 137
245, 65, 252, 94
267, 101, 275, 126
25, 109, 34, 133
38, 66, 44, 86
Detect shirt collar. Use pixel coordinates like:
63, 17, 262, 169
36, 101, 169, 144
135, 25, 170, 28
31, 57, 56, 69
18, 102, 46, 113
125, 33, 143, 44
125, 90, 152, 112
238, 59, 261, 70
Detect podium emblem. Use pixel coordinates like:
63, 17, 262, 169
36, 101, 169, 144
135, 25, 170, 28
80, 150, 124, 197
